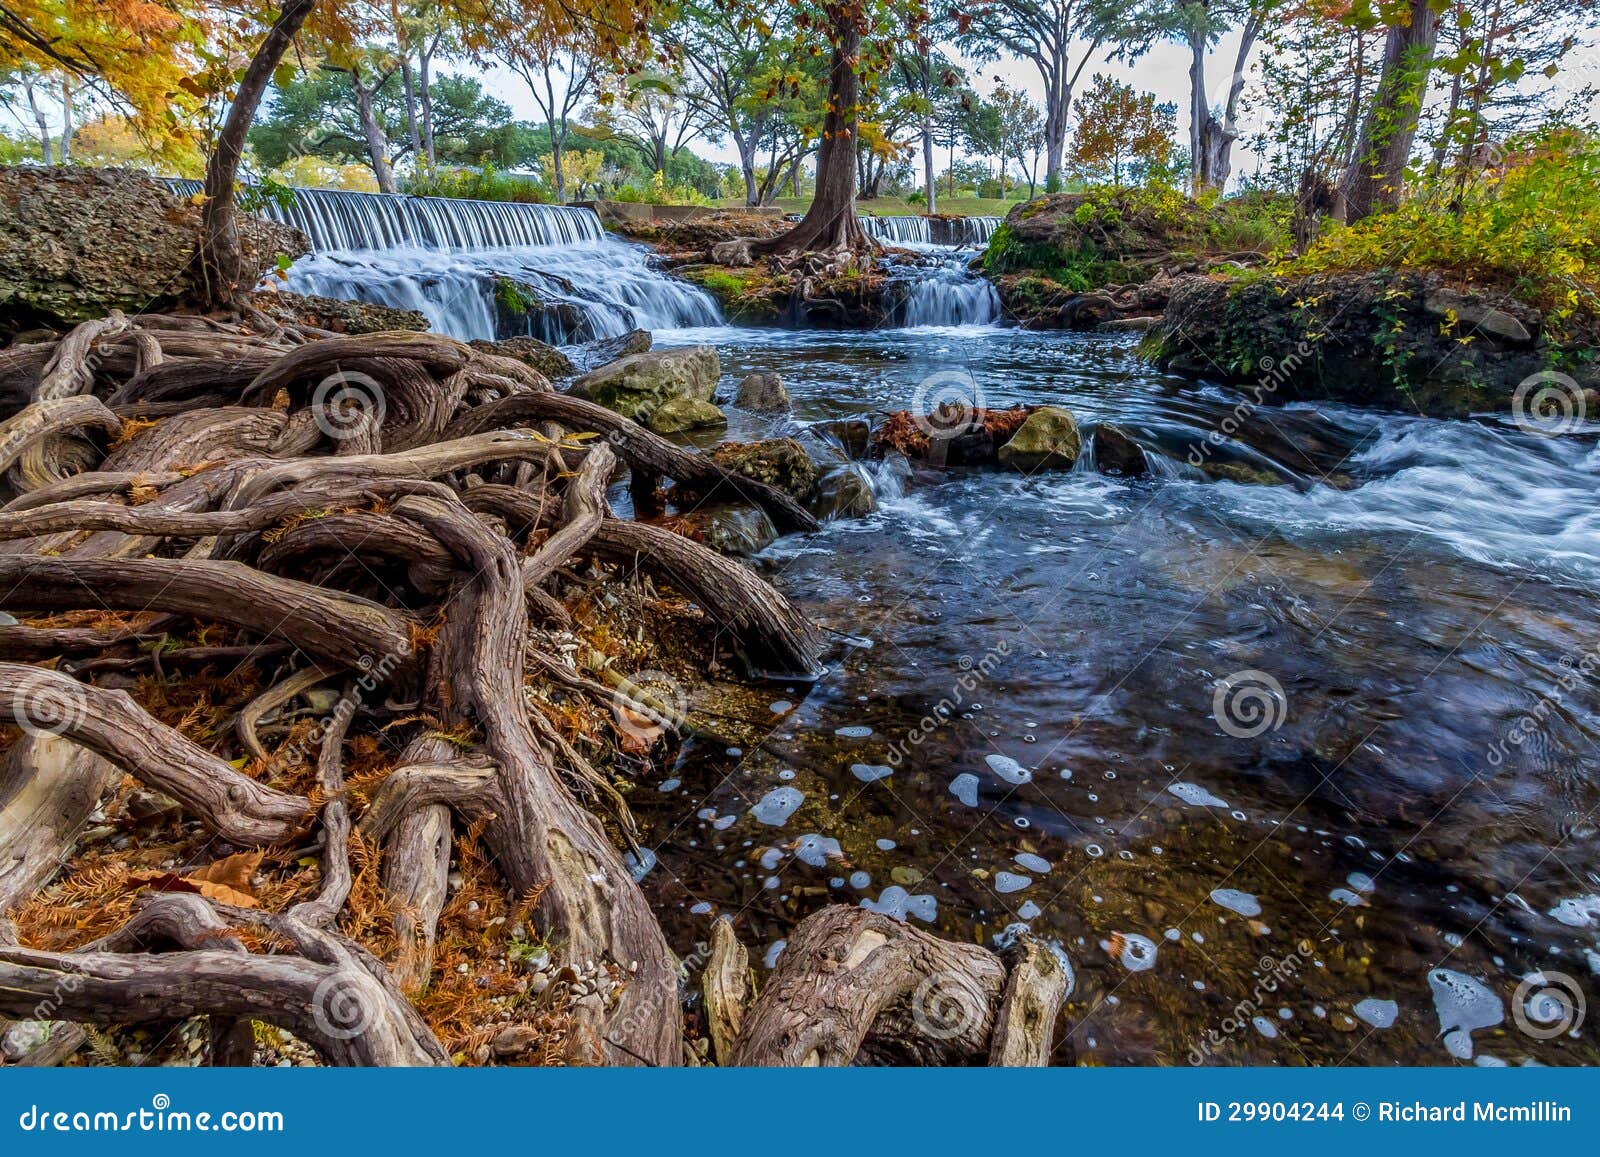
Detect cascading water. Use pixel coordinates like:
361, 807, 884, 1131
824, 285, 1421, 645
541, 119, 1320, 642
170, 181, 723, 342
861, 214, 1003, 327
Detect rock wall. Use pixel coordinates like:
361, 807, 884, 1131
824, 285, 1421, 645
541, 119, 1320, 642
0, 166, 308, 334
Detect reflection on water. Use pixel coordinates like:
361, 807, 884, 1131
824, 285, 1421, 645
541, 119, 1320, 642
635, 324, 1600, 1066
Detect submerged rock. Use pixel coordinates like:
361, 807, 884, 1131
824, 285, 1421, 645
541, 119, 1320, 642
647, 397, 727, 435
566, 329, 651, 373
997, 406, 1081, 471
0, 166, 307, 333
1092, 424, 1148, 478
570, 344, 720, 422
677, 505, 779, 555
811, 464, 878, 519
734, 371, 790, 411
708, 437, 819, 502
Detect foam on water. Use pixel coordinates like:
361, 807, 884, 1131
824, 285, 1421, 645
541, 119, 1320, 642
1428, 968, 1504, 1059
1210, 888, 1262, 917
985, 753, 1032, 785
750, 787, 805, 826
1168, 783, 1230, 808
949, 773, 980, 807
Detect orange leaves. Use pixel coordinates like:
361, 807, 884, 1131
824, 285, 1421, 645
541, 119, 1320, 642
132, 850, 264, 908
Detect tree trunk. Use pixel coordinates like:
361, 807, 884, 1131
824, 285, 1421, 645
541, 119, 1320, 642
1210, 15, 1262, 191
1338, 0, 1438, 222
752, 11, 868, 255
197, 0, 318, 310
1188, 29, 1208, 190
400, 55, 423, 161
22, 76, 51, 165
58, 77, 72, 163
353, 73, 398, 194
920, 48, 936, 215
420, 43, 436, 163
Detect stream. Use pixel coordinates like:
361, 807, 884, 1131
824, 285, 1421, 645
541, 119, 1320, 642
265, 188, 1600, 1066
639, 324, 1600, 1067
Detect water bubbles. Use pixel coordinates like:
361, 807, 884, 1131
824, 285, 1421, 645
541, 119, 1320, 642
793, 834, 842, 868
1353, 998, 1399, 1029
1013, 852, 1051, 874
1209, 888, 1262, 917
876, 838, 897, 851
851, 763, 894, 783
1428, 968, 1504, 1060
995, 872, 1032, 894
849, 871, 872, 889
750, 787, 804, 827
984, 753, 1032, 785
949, 773, 980, 807
1104, 932, 1159, 972
1085, 844, 1104, 858
836, 725, 874, 739
769, 700, 793, 714
1168, 782, 1230, 808
1012, 817, 1031, 829
1251, 1016, 1279, 1039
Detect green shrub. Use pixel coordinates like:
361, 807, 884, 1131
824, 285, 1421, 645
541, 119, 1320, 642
1283, 127, 1600, 322
403, 163, 550, 204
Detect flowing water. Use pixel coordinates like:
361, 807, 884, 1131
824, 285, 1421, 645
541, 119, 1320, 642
636, 325, 1600, 1067
250, 187, 1600, 1065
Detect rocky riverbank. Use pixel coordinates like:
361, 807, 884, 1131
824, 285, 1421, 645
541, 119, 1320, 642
1142, 270, 1600, 416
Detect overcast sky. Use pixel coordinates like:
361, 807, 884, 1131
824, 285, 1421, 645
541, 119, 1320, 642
476, 26, 1600, 187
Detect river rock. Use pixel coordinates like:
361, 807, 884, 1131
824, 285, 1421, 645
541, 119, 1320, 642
469, 336, 578, 380
997, 406, 1081, 471
570, 345, 720, 422
0, 166, 308, 334
1093, 423, 1147, 477
811, 418, 871, 458
709, 437, 819, 501
734, 371, 790, 411
647, 397, 727, 435
810, 464, 878, 519
679, 505, 779, 555
257, 290, 427, 334
566, 328, 651, 373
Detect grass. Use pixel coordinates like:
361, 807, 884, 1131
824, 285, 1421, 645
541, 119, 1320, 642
715, 195, 1027, 216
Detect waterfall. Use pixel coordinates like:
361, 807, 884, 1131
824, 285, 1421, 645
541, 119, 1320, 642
859, 215, 1001, 250
863, 215, 1002, 327
170, 181, 723, 342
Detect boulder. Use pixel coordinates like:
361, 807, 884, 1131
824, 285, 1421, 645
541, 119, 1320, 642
734, 371, 790, 411
1092, 424, 1147, 478
469, 336, 578, 380
708, 437, 819, 502
258, 290, 426, 334
811, 464, 878, 519
566, 329, 652, 373
491, 274, 591, 343
647, 398, 727, 435
570, 345, 720, 422
0, 166, 308, 333
997, 406, 1081, 471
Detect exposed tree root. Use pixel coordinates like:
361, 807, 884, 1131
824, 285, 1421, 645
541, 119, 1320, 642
0, 314, 829, 1068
